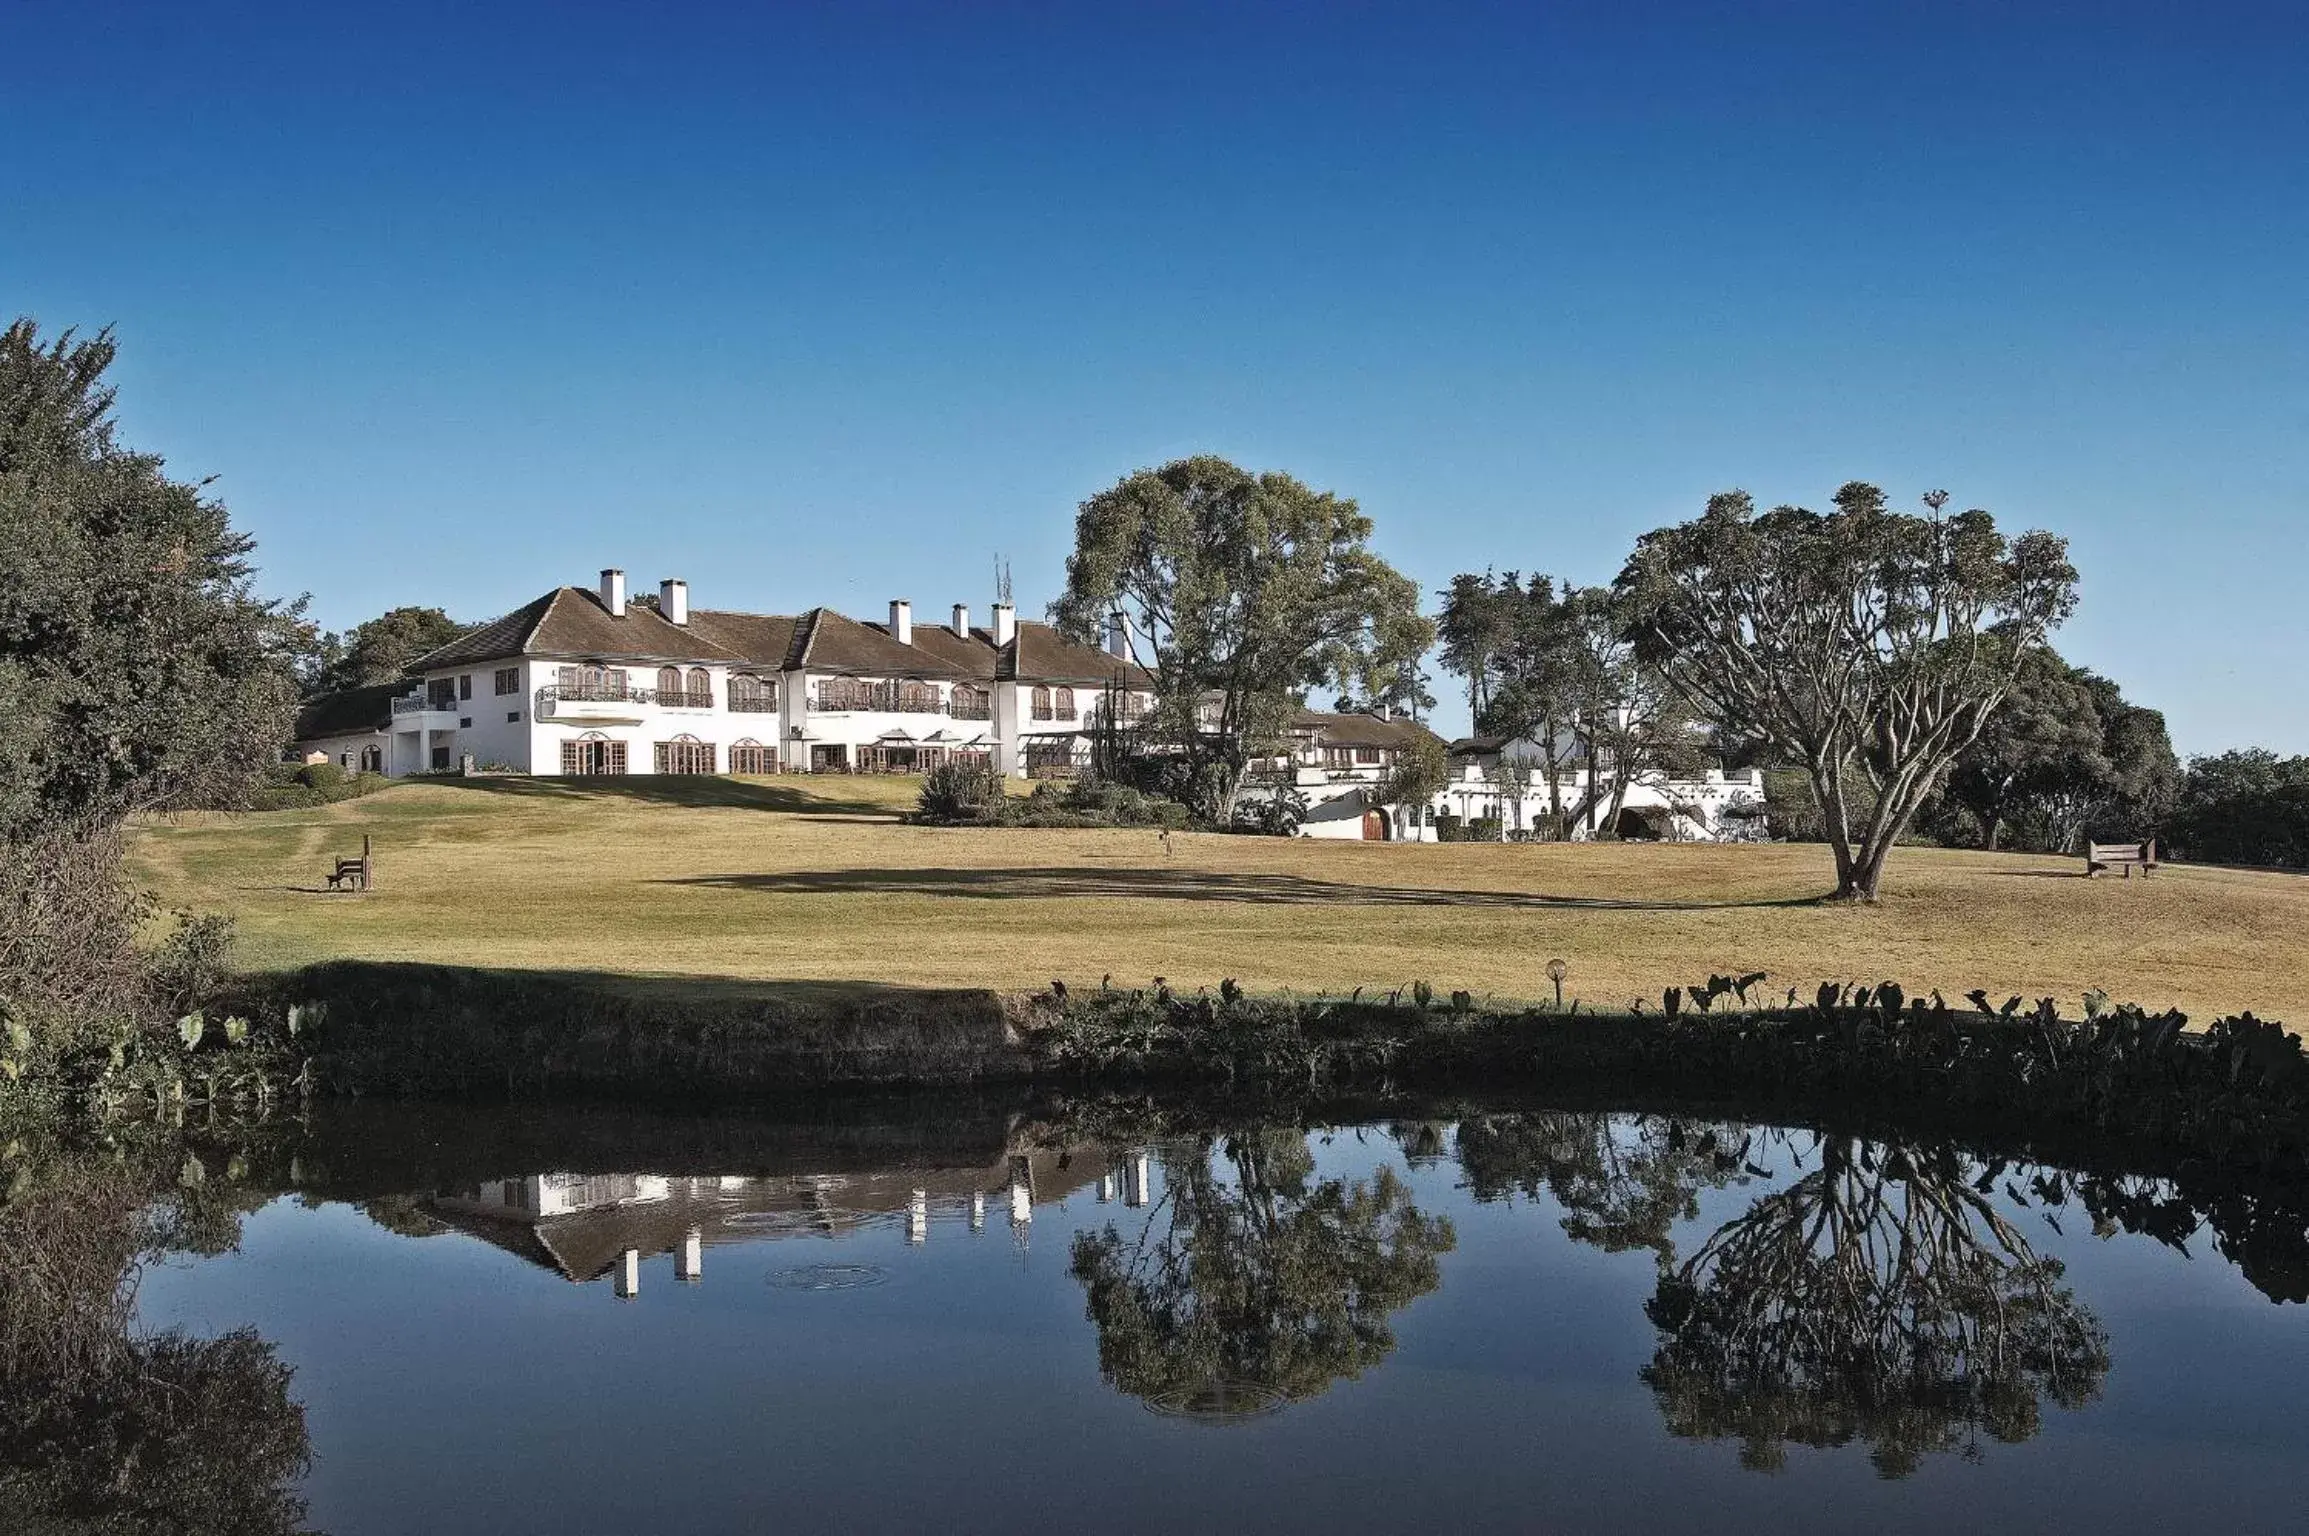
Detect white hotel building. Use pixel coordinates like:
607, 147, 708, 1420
292, 568, 1154, 781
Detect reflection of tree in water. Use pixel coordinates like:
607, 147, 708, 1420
0, 1152, 314, 1533
1455, 1112, 1752, 1260
1069, 1127, 1454, 1417
1641, 1136, 2111, 1477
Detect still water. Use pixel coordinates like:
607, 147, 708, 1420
122, 1100, 2309, 1533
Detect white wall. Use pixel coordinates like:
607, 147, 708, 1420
384, 654, 1153, 778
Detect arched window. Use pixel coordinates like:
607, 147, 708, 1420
729, 738, 777, 774
686, 668, 711, 705
1054, 686, 1076, 717
950, 684, 988, 720
899, 680, 938, 713
654, 733, 714, 775
657, 666, 682, 698
1031, 685, 1053, 721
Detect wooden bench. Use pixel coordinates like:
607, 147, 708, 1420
2085, 838, 2157, 878
327, 834, 373, 892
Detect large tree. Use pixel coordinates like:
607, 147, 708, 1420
1560, 584, 1706, 837
1937, 647, 2106, 851
0, 319, 305, 1022
1617, 484, 2078, 900
1940, 653, 2176, 851
307, 605, 472, 696
1053, 456, 1431, 821
0, 320, 306, 837
1435, 569, 1523, 721
1467, 573, 1581, 838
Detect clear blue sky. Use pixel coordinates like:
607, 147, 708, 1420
5, 1, 2302, 752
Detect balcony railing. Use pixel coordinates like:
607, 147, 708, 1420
393, 693, 459, 716
728, 695, 780, 714
554, 678, 638, 703
949, 698, 991, 721
533, 684, 717, 717
809, 684, 947, 714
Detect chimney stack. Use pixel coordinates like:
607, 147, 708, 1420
1104, 612, 1135, 659
992, 602, 1016, 646
888, 599, 913, 646
951, 602, 970, 639
659, 578, 689, 625
600, 568, 627, 617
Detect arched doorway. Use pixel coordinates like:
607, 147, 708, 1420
1362, 808, 1391, 841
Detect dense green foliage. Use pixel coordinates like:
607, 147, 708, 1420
0, 319, 306, 1038
1053, 456, 1432, 821
2166, 750, 2309, 869
0, 321, 304, 835
914, 765, 1196, 830
305, 604, 471, 696
1934, 650, 2177, 851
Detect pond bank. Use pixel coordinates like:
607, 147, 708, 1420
245, 961, 2309, 1174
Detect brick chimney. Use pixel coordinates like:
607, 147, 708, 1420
1104, 613, 1135, 659
600, 568, 627, 617
951, 602, 970, 638
659, 578, 689, 625
888, 599, 913, 646
992, 602, 1016, 646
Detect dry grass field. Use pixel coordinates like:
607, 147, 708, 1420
123, 776, 2309, 1020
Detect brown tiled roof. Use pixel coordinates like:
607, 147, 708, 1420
796, 609, 970, 679
293, 682, 403, 740
407, 588, 746, 669
1291, 709, 1442, 751
1006, 622, 1153, 686
685, 610, 804, 671
903, 622, 1001, 680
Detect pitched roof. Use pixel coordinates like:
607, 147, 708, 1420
293, 682, 403, 740
1291, 709, 1442, 751
406, 588, 745, 670
685, 609, 805, 671
1006, 622, 1153, 686
903, 621, 1002, 681
795, 609, 971, 679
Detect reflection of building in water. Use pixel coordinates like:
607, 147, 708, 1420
424, 1145, 1152, 1294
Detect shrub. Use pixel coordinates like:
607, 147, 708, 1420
293, 761, 344, 790
243, 773, 388, 812
149, 911, 236, 1016
917, 762, 1005, 824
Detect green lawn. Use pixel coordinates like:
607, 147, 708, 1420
124, 775, 2309, 1020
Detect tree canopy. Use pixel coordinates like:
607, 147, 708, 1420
1052, 456, 1431, 820
0, 320, 306, 837
1617, 483, 2077, 899
306, 605, 472, 696
1938, 651, 2176, 851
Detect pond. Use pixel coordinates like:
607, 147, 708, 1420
47, 1098, 2309, 1531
